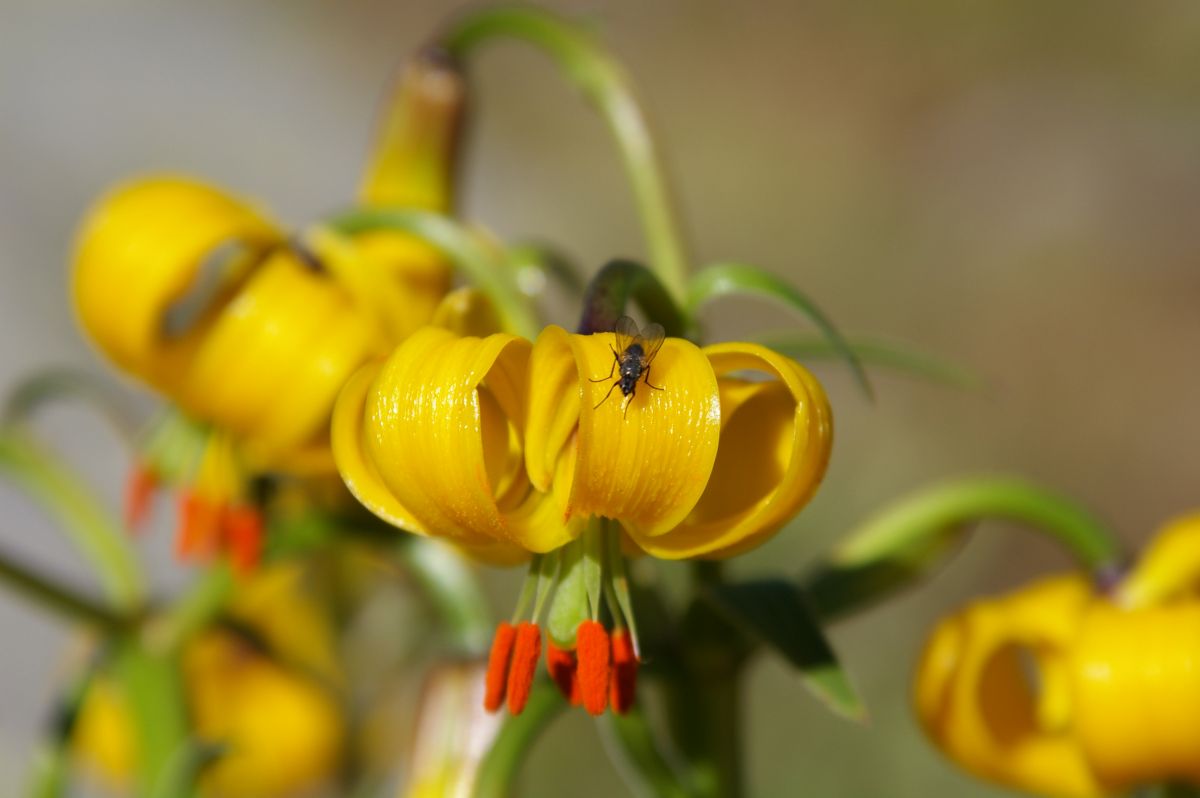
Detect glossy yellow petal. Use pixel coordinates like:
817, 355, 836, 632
914, 576, 1106, 798
73, 677, 136, 792
72, 176, 282, 392
334, 327, 554, 562
179, 250, 382, 466
528, 325, 721, 538
1116, 511, 1200, 609
626, 343, 832, 559
431, 286, 505, 338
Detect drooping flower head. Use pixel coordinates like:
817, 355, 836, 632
71, 52, 464, 570
915, 513, 1200, 798
333, 320, 832, 713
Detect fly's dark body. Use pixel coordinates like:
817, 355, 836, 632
591, 316, 665, 417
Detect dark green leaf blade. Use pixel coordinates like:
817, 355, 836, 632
703, 579, 865, 721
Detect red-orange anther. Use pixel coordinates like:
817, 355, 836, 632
484, 622, 516, 713
546, 641, 580, 705
176, 492, 219, 561
507, 622, 542, 715
124, 464, 158, 534
610, 629, 638, 715
224, 505, 264, 574
576, 620, 611, 716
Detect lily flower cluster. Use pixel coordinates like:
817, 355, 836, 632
70, 53, 461, 571
333, 321, 833, 714
916, 513, 1200, 798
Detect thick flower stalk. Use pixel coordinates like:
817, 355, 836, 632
915, 512, 1200, 798
71, 51, 464, 568
333, 321, 832, 714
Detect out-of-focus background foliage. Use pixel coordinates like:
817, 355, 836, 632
3, 1, 1200, 795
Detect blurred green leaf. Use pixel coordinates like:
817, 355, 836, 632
758, 333, 983, 391
687, 262, 872, 399
803, 476, 1122, 622
2, 368, 140, 443
703, 579, 865, 721
507, 241, 585, 296
579, 258, 687, 337
149, 740, 224, 798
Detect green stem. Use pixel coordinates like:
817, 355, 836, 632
143, 564, 234, 655
474, 680, 564, 798
0, 431, 144, 610
114, 639, 190, 797
398, 537, 493, 655
442, 6, 690, 304
0, 544, 129, 632
322, 208, 539, 339
599, 708, 692, 798
577, 259, 687, 337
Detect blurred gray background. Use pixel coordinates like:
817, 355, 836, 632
4, 0, 1200, 795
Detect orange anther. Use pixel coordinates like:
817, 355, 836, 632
610, 629, 638, 714
576, 620, 611, 716
484, 622, 516, 713
546, 641, 580, 705
506, 622, 542, 715
176, 492, 218, 561
224, 504, 264, 574
124, 464, 158, 534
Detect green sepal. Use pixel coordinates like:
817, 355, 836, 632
687, 262, 872, 399
703, 578, 865, 722
547, 539, 589, 647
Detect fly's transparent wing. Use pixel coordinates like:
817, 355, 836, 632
637, 322, 666, 365
613, 315, 638, 355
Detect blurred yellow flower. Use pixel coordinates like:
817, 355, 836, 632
332, 324, 832, 562
915, 513, 1200, 798
70, 53, 464, 566
73, 563, 344, 797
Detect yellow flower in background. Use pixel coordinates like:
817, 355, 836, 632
71, 53, 467, 567
914, 513, 1200, 798
333, 323, 832, 561
73, 563, 344, 797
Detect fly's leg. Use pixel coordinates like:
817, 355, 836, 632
589, 348, 620, 383
594, 379, 620, 410
643, 365, 664, 391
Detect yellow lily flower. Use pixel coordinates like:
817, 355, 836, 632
71, 53, 466, 566
73, 563, 344, 797
915, 513, 1200, 797
333, 321, 832, 715
334, 324, 832, 561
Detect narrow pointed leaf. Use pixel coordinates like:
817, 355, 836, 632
759, 333, 983, 391
703, 578, 865, 721
687, 262, 872, 399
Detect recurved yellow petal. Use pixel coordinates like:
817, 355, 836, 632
72, 176, 281, 393
913, 576, 1105, 798
1116, 511, 1200, 609
527, 325, 721, 539
626, 343, 832, 559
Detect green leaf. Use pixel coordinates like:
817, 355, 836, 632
687, 262, 872, 399
703, 579, 865, 721
2, 368, 140, 443
149, 740, 225, 798
507, 242, 585, 296
578, 259, 688, 337
758, 333, 983, 391
0, 431, 144, 610
802, 476, 1122, 622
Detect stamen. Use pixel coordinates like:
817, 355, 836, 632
224, 504, 263, 574
576, 620, 611, 716
176, 492, 218, 561
124, 463, 158, 534
546, 641, 580, 705
484, 622, 517, 713
610, 628, 638, 714
506, 622, 542, 715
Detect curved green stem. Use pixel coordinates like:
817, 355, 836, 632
599, 708, 692, 798
321, 208, 539, 339
578, 259, 687, 337
0, 431, 144, 610
474, 680, 564, 798
0, 543, 129, 632
441, 6, 690, 304
398, 537, 493, 655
